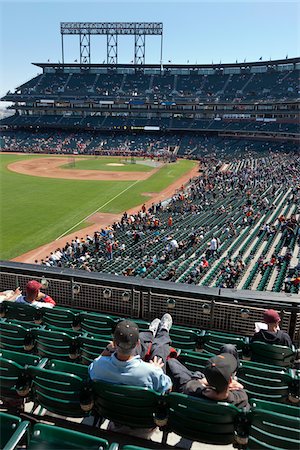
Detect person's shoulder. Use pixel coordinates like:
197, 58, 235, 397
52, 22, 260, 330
227, 389, 250, 410
183, 379, 206, 397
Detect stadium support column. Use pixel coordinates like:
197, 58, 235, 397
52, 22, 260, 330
80, 33, 91, 64
61, 34, 65, 64
160, 33, 163, 71
134, 34, 145, 65
107, 33, 118, 64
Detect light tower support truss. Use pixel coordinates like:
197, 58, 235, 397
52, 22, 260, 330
60, 22, 163, 65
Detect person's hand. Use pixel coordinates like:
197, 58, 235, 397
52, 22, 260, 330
101, 341, 116, 356
228, 379, 244, 390
149, 356, 164, 369
14, 287, 22, 296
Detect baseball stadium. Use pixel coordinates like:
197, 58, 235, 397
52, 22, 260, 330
0, 15, 299, 450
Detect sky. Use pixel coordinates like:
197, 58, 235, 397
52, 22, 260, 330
0, 0, 299, 98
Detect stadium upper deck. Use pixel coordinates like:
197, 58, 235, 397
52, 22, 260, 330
2, 58, 300, 102
1, 58, 299, 141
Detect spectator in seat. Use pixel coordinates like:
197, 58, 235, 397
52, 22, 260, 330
89, 315, 173, 438
167, 352, 249, 410
15, 280, 56, 308
89, 314, 174, 387
251, 309, 292, 348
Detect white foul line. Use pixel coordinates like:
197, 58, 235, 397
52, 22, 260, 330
55, 179, 141, 240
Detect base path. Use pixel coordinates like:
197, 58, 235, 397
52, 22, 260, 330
12, 162, 200, 264
8, 157, 157, 181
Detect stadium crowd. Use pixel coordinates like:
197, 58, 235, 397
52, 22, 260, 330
34, 151, 300, 293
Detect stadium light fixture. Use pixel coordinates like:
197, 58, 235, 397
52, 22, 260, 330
240, 308, 250, 319
72, 284, 81, 295
40, 276, 49, 288
103, 288, 112, 299
202, 303, 211, 314
167, 298, 176, 309
122, 291, 130, 301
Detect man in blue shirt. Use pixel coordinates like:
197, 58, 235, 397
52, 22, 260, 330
89, 315, 173, 393
89, 315, 173, 438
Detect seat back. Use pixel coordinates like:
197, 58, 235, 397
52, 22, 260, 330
247, 404, 300, 449
0, 412, 22, 448
28, 423, 109, 450
79, 312, 114, 337
28, 365, 88, 418
249, 398, 300, 417
201, 331, 247, 356
0, 321, 32, 352
28, 423, 108, 450
78, 335, 109, 365
237, 365, 291, 403
166, 392, 242, 445
92, 380, 165, 429
1, 301, 40, 322
178, 351, 213, 371
169, 328, 200, 351
45, 359, 89, 380
0, 349, 40, 367
250, 342, 295, 367
42, 308, 77, 329
34, 329, 79, 360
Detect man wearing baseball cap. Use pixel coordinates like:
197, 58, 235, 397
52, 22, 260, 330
167, 352, 249, 410
251, 309, 292, 348
89, 316, 173, 438
15, 280, 56, 308
89, 316, 172, 393
168, 353, 250, 409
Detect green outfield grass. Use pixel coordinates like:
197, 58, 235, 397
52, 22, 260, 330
0, 154, 196, 260
61, 156, 153, 172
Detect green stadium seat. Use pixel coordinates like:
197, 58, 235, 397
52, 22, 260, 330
1, 300, 43, 322
92, 380, 167, 430
162, 392, 245, 446
33, 329, 80, 361
0, 412, 29, 450
27, 365, 91, 418
27, 423, 109, 450
250, 342, 296, 368
200, 331, 249, 357
237, 365, 293, 403
79, 312, 115, 337
0, 321, 35, 353
247, 400, 300, 449
78, 335, 109, 365
44, 359, 89, 380
42, 307, 78, 330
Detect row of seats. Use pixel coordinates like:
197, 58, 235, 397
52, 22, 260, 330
0, 301, 297, 365
1, 384, 299, 449
5, 68, 299, 101
2, 114, 299, 134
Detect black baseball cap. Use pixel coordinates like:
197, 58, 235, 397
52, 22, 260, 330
204, 353, 238, 392
114, 320, 139, 351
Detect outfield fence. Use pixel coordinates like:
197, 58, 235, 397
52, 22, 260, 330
0, 261, 299, 341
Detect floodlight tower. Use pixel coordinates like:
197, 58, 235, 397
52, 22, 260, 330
60, 22, 163, 65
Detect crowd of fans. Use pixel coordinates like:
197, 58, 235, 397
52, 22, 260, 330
32, 151, 300, 293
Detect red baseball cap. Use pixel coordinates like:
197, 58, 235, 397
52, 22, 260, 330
263, 309, 281, 324
26, 280, 42, 300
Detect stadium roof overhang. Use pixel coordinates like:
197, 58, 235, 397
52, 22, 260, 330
33, 57, 300, 70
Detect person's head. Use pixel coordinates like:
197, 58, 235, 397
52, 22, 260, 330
113, 320, 139, 357
26, 280, 42, 302
263, 309, 280, 330
204, 353, 238, 394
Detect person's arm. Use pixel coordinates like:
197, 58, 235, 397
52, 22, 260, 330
7, 287, 22, 301
37, 292, 56, 306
